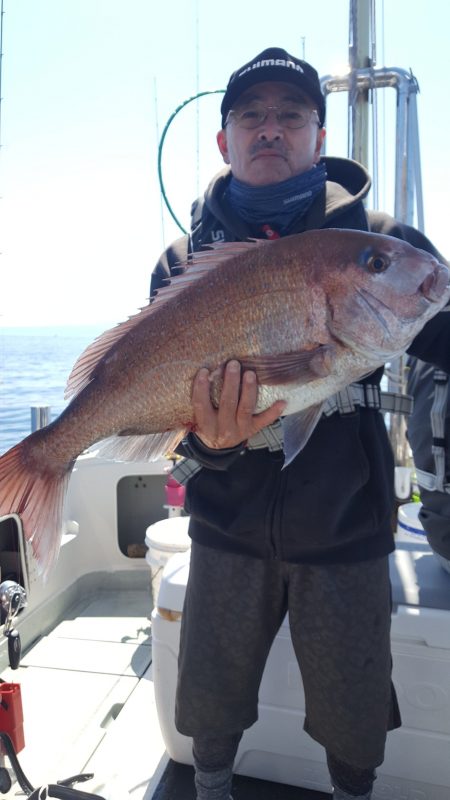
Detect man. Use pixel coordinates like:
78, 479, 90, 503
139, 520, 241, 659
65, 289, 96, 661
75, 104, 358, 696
406, 357, 450, 574
151, 47, 450, 800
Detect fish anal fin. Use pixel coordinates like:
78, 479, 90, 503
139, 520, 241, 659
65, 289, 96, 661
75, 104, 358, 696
94, 429, 187, 463
241, 345, 335, 386
281, 404, 324, 466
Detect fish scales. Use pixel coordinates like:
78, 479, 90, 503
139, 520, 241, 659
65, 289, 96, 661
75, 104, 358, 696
0, 228, 448, 574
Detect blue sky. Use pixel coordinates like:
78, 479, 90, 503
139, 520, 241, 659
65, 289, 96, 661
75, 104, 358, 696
1, 0, 449, 327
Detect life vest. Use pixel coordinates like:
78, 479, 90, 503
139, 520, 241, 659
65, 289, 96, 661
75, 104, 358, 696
407, 359, 450, 493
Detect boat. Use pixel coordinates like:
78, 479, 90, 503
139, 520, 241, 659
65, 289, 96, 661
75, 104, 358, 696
1, 1, 449, 797
0, 452, 173, 798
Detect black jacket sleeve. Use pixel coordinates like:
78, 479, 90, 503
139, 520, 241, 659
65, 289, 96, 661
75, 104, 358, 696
368, 210, 447, 262
178, 432, 246, 470
407, 311, 450, 372
150, 234, 189, 298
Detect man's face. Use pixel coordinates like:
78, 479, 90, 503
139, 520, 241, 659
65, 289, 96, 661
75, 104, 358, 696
217, 81, 326, 187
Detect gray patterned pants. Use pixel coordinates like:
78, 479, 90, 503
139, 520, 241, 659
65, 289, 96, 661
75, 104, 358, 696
176, 542, 400, 770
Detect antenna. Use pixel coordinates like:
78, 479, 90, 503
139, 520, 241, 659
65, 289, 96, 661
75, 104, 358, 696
153, 77, 166, 250
195, 0, 200, 197
0, 0, 4, 155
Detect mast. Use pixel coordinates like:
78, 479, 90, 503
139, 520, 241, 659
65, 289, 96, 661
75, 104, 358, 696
321, 0, 423, 228
347, 0, 371, 170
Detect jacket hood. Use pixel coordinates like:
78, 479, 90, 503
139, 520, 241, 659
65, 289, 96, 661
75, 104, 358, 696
322, 155, 371, 217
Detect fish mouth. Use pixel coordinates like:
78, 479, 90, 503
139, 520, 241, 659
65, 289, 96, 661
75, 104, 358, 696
420, 265, 450, 302
356, 267, 447, 329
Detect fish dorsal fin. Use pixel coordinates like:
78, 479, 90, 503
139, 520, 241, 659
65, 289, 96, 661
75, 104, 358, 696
65, 240, 264, 401
151, 241, 261, 301
64, 303, 158, 400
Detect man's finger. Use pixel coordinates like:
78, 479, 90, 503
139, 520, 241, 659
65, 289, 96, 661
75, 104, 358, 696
217, 360, 242, 414
191, 368, 215, 427
252, 400, 287, 434
236, 369, 258, 418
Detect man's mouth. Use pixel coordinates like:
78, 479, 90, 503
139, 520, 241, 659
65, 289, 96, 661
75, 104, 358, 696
250, 143, 287, 160
251, 148, 286, 161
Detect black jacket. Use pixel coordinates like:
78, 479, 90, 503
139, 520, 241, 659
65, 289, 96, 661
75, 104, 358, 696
150, 157, 450, 564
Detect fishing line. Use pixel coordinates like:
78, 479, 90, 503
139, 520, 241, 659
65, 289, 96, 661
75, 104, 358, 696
157, 89, 224, 235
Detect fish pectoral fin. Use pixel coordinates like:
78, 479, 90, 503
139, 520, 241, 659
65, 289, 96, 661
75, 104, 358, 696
241, 345, 335, 385
281, 404, 324, 466
94, 429, 187, 462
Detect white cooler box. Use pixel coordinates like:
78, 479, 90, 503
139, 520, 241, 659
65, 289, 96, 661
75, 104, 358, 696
151, 539, 450, 799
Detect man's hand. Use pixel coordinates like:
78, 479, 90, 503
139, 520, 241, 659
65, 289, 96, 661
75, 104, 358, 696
191, 360, 286, 450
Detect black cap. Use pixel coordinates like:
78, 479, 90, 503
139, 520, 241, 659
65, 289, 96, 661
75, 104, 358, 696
221, 47, 326, 128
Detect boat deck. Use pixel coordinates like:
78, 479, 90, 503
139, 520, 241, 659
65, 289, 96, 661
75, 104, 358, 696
0, 587, 166, 798
0, 586, 329, 799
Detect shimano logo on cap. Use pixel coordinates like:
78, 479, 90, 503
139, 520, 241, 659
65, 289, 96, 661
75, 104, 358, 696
239, 58, 305, 77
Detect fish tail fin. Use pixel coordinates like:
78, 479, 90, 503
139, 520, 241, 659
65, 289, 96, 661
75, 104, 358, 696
0, 436, 74, 577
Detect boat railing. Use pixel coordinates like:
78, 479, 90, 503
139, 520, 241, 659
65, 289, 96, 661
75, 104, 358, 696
30, 405, 51, 433
320, 65, 423, 230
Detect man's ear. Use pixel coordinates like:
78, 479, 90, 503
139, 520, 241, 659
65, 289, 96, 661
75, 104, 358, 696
313, 127, 326, 164
217, 129, 230, 164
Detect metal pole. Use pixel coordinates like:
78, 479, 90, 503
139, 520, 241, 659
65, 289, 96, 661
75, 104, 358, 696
409, 89, 425, 232
348, 0, 370, 168
31, 406, 51, 432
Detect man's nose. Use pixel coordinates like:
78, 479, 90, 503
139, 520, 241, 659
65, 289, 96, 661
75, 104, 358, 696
257, 124, 283, 141
257, 109, 283, 140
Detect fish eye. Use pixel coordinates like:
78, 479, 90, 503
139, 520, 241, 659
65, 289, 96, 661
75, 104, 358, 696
358, 247, 390, 273
367, 252, 390, 273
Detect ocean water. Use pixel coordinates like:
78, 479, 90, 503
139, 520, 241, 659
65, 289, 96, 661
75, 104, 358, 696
0, 325, 108, 454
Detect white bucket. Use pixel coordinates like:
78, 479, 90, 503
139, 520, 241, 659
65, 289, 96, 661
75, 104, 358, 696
396, 502, 427, 542
145, 516, 191, 607
394, 465, 412, 500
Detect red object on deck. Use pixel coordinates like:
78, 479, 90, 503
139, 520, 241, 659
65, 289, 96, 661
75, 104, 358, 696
165, 476, 186, 507
0, 682, 25, 753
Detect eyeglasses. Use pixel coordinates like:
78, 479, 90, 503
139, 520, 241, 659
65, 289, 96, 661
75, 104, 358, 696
226, 101, 320, 130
